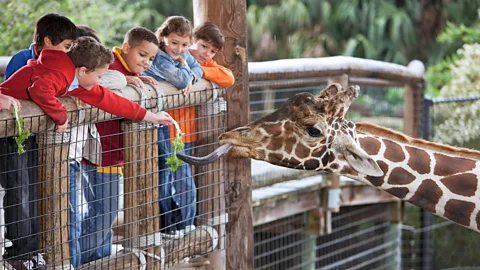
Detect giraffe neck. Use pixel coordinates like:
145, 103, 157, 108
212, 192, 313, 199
345, 123, 480, 232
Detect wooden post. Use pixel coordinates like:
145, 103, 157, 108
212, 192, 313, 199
193, 1, 253, 269
327, 75, 349, 213
37, 131, 70, 267
122, 122, 162, 269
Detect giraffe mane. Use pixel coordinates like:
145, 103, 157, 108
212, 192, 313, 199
356, 122, 480, 160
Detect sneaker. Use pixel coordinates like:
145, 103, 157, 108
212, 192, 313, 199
3, 253, 47, 270
180, 225, 196, 234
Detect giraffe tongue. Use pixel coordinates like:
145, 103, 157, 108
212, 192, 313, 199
177, 144, 233, 166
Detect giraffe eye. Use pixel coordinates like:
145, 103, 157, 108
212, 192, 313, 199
306, 126, 322, 137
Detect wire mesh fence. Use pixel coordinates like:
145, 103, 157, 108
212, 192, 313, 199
0, 87, 228, 269
254, 204, 401, 270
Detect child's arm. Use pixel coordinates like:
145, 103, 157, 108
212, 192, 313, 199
202, 59, 235, 88
144, 57, 195, 90
73, 84, 147, 122
27, 73, 70, 126
5, 50, 31, 80
74, 85, 174, 125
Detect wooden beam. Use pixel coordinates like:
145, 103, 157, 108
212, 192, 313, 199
339, 184, 400, 206
0, 80, 215, 137
193, 1, 253, 269
37, 132, 70, 267
122, 122, 161, 269
253, 189, 321, 227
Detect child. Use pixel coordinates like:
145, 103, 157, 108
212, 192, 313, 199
144, 16, 203, 235
189, 22, 235, 88
76, 26, 159, 266
0, 36, 174, 265
4, 13, 78, 80
0, 13, 77, 269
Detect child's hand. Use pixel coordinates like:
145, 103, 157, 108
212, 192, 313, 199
155, 111, 174, 126
181, 79, 194, 95
126, 76, 146, 89
0, 94, 21, 111
176, 58, 188, 66
142, 111, 174, 125
139, 76, 158, 85
57, 119, 69, 132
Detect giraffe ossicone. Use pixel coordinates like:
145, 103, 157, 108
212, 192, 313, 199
179, 84, 480, 232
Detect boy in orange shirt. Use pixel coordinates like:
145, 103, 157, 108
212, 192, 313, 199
189, 22, 235, 88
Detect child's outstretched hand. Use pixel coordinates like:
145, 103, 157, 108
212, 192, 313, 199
155, 111, 174, 125
0, 94, 21, 111
57, 119, 69, 132
181, 78, 194, 95
139, 76, 158, 85
143, 111, 174, 126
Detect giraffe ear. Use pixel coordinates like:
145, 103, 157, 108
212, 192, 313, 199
343, 143, 384, 177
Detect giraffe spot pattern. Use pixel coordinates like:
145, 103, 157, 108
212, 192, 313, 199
312, 146, 327, 158
266, 137, 283, 151
321, 152, 330, 166
359, 137, 381, 156
434, 153, 476, 176
365, 160, 389, 187
304, 159, 320, 170
387, 167, 416, 185
340, 166, 358, 176
262, 123, 283, 137
284, 136, 296, 154
444, 199, 475, 227
385, 187, 410, 199
295, 143, 311, 159
383, 140, 405, 162
440, 173, 478, 197
330, 163, 339, 169
406, 146, 431, 174
408, 179, 443, 214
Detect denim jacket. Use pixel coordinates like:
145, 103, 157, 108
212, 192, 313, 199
143, 49, 204, 89
5, 43, 37, 80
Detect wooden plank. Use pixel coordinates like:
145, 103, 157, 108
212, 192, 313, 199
37, 132, 70, 267
123, 124, 161, 269
192, 1, 253, 269
253, 189, 321, 226
339, 184, 400, 206
0, 80, 214, 137
403, 83, 423, 137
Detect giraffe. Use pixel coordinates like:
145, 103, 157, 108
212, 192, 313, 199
178, 83, 480, 233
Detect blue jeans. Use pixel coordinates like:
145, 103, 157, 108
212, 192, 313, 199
158, 126, 196, 230
69, 161, 84, 267
70, 163, 120, 266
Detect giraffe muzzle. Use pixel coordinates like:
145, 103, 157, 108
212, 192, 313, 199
177, 144, 233, 166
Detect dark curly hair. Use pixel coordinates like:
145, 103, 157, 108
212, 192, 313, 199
67, 37, 113, 72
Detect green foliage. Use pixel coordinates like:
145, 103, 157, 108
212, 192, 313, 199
165, 133, 185, 172
12, 102, 30, 154
0, 0, 156, 55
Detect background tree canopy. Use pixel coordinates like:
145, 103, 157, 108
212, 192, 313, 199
1, 0, 480, 96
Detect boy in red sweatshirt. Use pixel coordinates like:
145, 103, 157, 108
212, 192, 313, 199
0, 36, 173, 265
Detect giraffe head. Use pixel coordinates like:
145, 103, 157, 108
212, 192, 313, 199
181, 83, 382, 177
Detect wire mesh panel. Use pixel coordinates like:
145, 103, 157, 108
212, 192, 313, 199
254, 204, 401, 270
0, 87, 228, 269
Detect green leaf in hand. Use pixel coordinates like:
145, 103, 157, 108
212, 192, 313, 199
12, 102, 30, 154
165, 120, 185, 172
